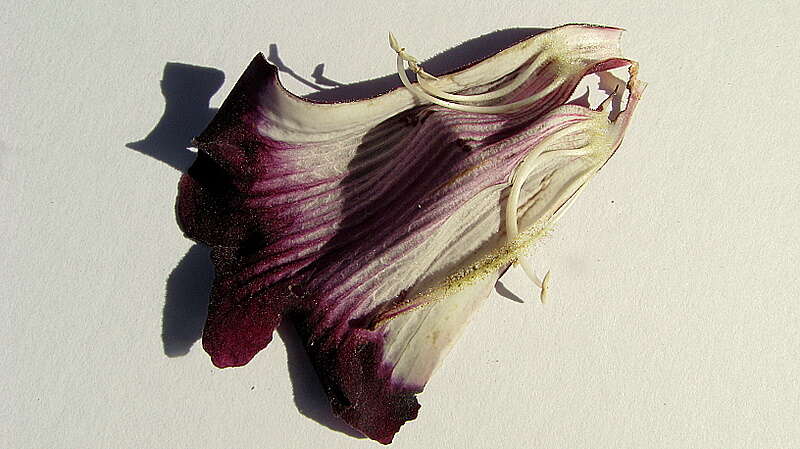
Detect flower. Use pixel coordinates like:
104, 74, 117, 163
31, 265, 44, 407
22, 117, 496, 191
176, 24, 644, 444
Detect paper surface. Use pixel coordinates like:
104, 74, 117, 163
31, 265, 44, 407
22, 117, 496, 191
3, 1, 799, 447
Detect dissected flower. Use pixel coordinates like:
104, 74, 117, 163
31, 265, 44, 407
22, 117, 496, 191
176, 24, 645, 443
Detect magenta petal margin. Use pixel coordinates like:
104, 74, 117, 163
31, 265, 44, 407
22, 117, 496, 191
176, 24, 643, 444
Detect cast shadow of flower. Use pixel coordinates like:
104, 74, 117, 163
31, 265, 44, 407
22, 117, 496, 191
125, 26, 545, 438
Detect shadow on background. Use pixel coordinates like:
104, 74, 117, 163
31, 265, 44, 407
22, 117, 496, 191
125, 25, 545, 438
162, 244, 214, 356
495, 280, 524, 303
277, 322, 365, 438
126, 63, 224, 172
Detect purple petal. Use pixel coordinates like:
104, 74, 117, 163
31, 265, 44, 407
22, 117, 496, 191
176, 24, 644, 443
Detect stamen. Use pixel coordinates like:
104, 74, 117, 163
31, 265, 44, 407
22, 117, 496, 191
504, 124, 578, 301
389, 32, 562, 114
540, 270, 552, 303
416, 52, 549, 103
382, 33, 631, 317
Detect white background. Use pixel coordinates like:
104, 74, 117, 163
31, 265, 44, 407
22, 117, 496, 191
3, 1, 799, 448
